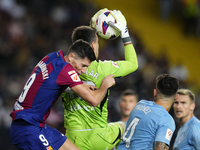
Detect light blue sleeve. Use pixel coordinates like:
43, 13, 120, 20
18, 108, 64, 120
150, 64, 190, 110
155, 115, 175, 145
192, 124, 200, 150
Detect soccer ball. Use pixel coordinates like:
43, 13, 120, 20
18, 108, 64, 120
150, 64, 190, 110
95, 11, 120, 40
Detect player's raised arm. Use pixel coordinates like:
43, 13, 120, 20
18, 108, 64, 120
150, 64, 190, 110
89, 9, 138, 77
71, 74, 115, 107
108, 10, 138, 76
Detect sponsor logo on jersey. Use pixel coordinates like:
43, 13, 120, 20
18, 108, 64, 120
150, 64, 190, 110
112, 61, 119, 68
70, 73, 81, 82
165, 128, 173, 141
68, 70, 76, 75
46, 146, 53, 150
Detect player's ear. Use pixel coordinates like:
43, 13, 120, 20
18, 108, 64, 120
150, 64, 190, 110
91, 41, 95, 51
68, 53, 75, 61
190, 102, 195, 111
154, 89, 157, 97
174, 94, 179, 100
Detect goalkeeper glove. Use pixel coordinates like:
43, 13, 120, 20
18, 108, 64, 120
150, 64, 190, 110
108, 10, 131, 44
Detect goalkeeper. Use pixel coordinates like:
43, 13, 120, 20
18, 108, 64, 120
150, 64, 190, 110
62, 9, 138, 150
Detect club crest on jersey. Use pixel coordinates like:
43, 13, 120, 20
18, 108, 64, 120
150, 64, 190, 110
165, 128, 173, 141
70, 73, 81, 82
46, 146, 53, 150
68, 70, 76, 75
112, 61, 119, 68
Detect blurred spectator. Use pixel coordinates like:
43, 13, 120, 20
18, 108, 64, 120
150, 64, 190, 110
0, 98, 17, 150
180, 0, 200, 36
159, 0, 174, 21
169, 61, 189, 84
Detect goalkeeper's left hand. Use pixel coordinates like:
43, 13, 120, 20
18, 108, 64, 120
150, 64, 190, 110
90, 8, 108, 28
108, 10, 131, 44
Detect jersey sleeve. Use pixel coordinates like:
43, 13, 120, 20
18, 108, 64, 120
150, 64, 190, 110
155, 115, 175, 145
100, 44, 138, 77
57, 64, 83, 88
191, 124, 200, 149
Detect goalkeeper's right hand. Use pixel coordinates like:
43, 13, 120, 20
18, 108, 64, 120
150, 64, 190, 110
108, 10, 131, 44
90, 8, 108, 28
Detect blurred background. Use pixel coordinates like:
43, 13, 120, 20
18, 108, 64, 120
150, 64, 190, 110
0, 0, 200, 149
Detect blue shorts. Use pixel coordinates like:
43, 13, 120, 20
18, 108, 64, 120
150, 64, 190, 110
10, 120, 67, 150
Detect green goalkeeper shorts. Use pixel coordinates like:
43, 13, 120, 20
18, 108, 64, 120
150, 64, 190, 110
66, 122, 124, 150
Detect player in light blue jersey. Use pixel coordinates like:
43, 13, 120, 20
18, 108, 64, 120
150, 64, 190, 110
117, 74, 179, 150
112, 89, 138, 150
173, 89, 200, 150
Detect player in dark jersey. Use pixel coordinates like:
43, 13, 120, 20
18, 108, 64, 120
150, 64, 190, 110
10, 39, 115, 150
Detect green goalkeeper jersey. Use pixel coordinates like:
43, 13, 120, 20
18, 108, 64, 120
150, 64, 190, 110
62, 44, 138, 130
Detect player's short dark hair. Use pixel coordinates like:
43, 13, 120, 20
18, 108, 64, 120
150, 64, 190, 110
156, 74, 179, 97
72, 26, 97, 45
121, 89, 138, 102
67, 39, 96, 62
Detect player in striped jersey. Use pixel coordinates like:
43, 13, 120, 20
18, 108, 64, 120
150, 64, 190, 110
10, 39, 115, 150
173, 89, 200, 150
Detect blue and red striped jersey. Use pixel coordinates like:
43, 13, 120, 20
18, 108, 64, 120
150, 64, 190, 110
10, 50, 83, 127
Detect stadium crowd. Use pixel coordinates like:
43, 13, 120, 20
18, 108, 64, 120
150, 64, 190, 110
0, 0, 199, 149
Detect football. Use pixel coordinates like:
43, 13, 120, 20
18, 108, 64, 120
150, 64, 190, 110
95, 11, 120, 40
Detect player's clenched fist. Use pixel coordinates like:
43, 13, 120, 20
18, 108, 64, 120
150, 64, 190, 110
101, 74, 115, 88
